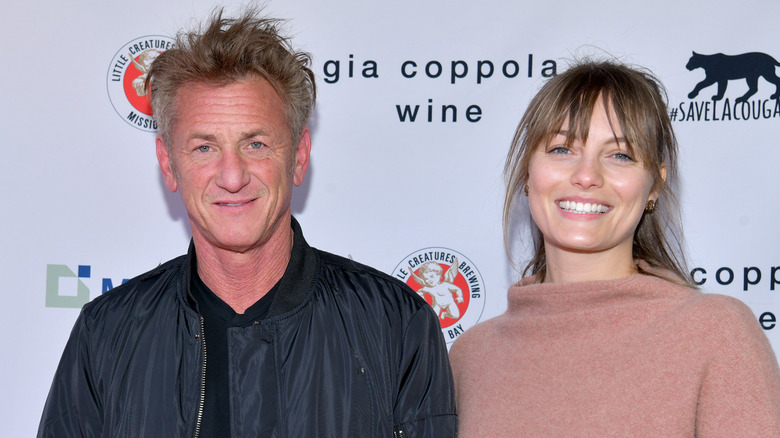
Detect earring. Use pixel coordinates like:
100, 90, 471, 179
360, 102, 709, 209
524, 185, 529, 197
645, 199, 656, 212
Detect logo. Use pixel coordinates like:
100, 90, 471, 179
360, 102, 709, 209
45, 264, 129, 308
46, 264, 91, 308
106, 36, 175, 131
687, 51, 780, 103
671, 51, 780, 122
393, 247, 485, 343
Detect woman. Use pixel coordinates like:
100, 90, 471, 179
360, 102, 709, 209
449, 60, 780, 436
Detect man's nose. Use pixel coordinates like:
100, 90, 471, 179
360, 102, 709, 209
216, 149, 251, 192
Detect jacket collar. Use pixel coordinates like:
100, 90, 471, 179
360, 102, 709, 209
182, 216, 320, 318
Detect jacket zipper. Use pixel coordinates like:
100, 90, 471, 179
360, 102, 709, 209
193, 316, 207, 438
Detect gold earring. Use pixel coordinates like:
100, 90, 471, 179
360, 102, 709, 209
645, 199, 656, 212
524, 185, 529, 197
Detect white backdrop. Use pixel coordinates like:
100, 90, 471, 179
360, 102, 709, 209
3, 1, 779, 435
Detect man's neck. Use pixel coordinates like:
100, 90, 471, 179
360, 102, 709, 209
193, 227, 293, 314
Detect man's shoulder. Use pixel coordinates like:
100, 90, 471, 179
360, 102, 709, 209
315, 249, 405, 287
313, 249, 426, 306
81, 254, 187, 318
315, 249, 384, 275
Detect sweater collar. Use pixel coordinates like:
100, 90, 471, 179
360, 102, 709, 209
507, 273, 677, 318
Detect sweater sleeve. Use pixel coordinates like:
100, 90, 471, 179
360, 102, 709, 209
37, 309, 103, 438
696, 296, 780, 436
392, 305, 458, 437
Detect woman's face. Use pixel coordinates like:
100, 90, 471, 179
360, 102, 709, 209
527, 99, 661, 269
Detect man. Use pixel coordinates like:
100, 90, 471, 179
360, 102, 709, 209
38, 8, 456, 437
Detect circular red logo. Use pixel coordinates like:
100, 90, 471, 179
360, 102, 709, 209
106, 36, 175, 131
393, 247, 485, 343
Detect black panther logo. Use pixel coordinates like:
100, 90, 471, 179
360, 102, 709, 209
686, 51, 780, 103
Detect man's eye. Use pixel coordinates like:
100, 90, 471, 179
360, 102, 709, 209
249, 141, 266, 149
196, 145, 211, 152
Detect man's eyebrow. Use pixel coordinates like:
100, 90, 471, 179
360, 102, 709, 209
187, 130, 269, 142
239, 130, 268, 140
189, 132, 217, 142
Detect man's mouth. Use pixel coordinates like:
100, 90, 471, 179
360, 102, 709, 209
557, 200, 609, 214
217, 200, 252, 207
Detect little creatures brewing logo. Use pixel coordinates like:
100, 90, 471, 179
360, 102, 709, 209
106, 36, 175, 132
393, 248, 485, 343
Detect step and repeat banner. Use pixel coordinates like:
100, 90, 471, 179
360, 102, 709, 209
3, 0, 779, 434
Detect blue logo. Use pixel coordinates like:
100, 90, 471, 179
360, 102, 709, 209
45, 264, 129, 308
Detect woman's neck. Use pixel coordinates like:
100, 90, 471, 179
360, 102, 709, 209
542, 241, 637, 284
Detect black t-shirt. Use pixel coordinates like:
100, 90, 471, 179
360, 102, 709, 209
191, 269, 278, 438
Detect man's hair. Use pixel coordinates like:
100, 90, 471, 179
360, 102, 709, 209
147, 7, 316, 147
503, 59, 693, 286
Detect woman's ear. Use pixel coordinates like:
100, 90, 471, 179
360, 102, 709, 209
651, 163, 667, 200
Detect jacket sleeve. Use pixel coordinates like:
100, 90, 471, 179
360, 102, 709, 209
392, 305, 457, 437
695, 297, 780, 436
38, 309, 103, 438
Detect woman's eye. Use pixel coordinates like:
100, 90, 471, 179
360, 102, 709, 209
612, 152, 634, 161
548, 146, 570, 155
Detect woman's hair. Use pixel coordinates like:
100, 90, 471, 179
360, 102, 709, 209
147, 7, 316, 148
503, 59, 694, 286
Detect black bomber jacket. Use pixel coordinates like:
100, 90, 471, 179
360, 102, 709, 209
38, 218, 457, 437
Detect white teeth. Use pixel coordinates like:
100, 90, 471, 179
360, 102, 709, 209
558, 200, 608, 214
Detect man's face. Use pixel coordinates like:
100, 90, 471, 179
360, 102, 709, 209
156, 76, 310, 255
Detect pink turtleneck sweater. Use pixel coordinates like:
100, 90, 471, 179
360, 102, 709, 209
450, 273, 780, 437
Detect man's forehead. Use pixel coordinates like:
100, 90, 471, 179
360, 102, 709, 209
176, 75, 280, 99
170, 79, 289, 139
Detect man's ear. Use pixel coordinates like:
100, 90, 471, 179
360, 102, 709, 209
156, 137, 178, 192
292, 128, 311, 187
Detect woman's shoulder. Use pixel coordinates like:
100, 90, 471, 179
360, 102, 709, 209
635, 273, 759, 330
679, 290, 763, 335
630, 269, 753, 318
646, 283, 771, 363
450, 313, 509, 361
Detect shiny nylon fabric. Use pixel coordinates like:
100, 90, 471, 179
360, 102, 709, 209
38, 219, 457, 437
38, 257, 203, 438
227, 250, 456, 436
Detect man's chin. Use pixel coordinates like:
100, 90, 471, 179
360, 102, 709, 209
192, 232, 264, 255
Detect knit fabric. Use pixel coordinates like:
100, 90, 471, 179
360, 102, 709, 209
450, 273, 780, 437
